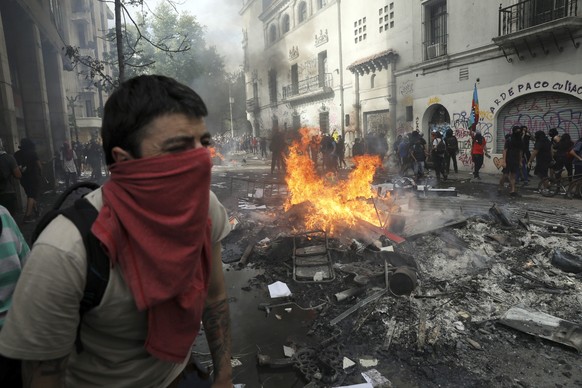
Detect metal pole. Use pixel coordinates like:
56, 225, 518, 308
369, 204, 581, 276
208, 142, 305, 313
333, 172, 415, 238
337, 0, 345, 137
229, 85, 234, 138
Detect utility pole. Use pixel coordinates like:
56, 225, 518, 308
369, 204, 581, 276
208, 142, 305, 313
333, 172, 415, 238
229, 85, 234, 138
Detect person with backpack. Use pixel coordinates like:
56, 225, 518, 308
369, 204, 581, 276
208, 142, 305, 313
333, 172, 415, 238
0, 139, 21, 216
398, 136, 411, 175
409, 132, 426, 180
470, 130, 487, 180
431, 131, 447, 181
444, 129, 459, 174
0, 75, 233, 387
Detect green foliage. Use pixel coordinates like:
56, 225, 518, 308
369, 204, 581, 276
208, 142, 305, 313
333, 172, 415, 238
65, 0, 245, 135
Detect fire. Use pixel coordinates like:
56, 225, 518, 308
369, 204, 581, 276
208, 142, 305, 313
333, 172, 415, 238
209, 146, 224, 160
284, 127, 384, 233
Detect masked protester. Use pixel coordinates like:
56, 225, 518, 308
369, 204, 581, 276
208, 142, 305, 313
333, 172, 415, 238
0, 75, 233, 387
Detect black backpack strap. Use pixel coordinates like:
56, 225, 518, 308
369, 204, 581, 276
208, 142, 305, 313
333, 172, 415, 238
58, 198, 110, 353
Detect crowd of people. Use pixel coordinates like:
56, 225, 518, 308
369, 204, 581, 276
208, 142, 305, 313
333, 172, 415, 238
500, 125, 582, 196
392, 128, 466, 182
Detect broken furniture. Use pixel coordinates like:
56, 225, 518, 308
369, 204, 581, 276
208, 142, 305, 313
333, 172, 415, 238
293, 230, 335, 283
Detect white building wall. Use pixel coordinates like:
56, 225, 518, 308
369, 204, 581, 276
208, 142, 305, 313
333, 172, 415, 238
242, 0, 582, 170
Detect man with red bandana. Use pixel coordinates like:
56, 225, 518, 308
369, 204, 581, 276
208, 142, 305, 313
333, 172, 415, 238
0, 75, 233, 387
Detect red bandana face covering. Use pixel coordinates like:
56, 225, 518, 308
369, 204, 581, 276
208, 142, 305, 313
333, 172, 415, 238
91, 147, 213, 362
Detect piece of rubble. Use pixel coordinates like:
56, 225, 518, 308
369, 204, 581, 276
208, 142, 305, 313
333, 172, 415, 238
499, 306, 582, 352
231, 359, 243, 368
267, 281, 292, 298
550, 249, 582, 274
359, 357, 379, 367
489, 204, 513, 227
283, 345, 295, 358
466, 338, 482, 350
343, 357, 356, 369
362, 368, 392, 387
453, 321, 465, 331
457, 311, 471, 321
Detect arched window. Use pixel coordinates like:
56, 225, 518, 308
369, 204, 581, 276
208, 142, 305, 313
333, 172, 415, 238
282, 14, 290, 34
298, 2, 307, 23
269, 24, 277, 43
370, 74, 376, 88
317, 0, 327, 10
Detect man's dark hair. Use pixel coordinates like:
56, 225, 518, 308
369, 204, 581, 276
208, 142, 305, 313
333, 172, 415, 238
101, 75, 208, 165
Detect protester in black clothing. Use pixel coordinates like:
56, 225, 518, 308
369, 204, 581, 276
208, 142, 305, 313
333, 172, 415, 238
352, 138, 365, 157
337, 135, 347, 168
520, 125, 532, 180
409, 132, 426, 179
553, 133, 574, 180
503, 126, 524, 196
431, 131, 447, 181
320, 134, 338, 173
13, 138, 42, 222
270, 128, 285, 174
444, 128, 459, 174
86, 138, 103, 179
527, 130, 552, 186
259, 137, 268, 159
0, 139, 21, 216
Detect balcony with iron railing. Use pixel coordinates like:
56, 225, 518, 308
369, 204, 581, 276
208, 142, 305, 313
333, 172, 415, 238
282, 73, 333, 103
493, 0, 582, 60
498, 0, 579, 35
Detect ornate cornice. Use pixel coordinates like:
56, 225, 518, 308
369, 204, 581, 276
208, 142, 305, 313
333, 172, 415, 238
347, 49, 398, 75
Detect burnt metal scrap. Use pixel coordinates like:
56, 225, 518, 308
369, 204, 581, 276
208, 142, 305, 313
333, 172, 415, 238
499, 307, 582, 352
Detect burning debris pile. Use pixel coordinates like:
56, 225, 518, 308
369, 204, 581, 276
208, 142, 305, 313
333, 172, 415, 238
217, 130, 582, 387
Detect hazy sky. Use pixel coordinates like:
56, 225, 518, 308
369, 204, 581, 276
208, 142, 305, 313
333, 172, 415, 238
132, 0, 244, 72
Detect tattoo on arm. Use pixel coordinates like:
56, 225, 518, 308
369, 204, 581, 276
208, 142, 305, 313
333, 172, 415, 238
202, 298, 232, 379
22, 356, 68, 388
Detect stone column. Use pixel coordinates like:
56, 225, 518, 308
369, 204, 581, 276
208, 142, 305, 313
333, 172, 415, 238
12, 19, 53, 163
0, 10, 19, 152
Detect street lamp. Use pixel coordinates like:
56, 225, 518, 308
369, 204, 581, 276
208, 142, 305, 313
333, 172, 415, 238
229, 86, 234, 138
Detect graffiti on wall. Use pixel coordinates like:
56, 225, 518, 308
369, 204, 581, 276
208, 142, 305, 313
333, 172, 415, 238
451, 111, 494, 143
450, 108, 495, 167
400, 80, 413, 96
457, 151, 473, 168
499, 93, 582, 138
489, 79, 582, 114
428, 96, 441, 106
396, 120, 413, 135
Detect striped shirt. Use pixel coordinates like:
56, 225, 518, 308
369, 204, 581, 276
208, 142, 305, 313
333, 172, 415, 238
0, 206, 30, 328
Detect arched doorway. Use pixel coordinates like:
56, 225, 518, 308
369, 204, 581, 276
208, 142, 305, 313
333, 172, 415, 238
423, 103, 451, 139
496, 92, 582, 152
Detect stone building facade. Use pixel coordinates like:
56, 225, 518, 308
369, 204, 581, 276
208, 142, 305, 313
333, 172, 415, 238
241, 0, 582, 173
0, 0, 112, 205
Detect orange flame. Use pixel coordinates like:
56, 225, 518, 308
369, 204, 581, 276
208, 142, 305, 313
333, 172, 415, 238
284, 127, 384, 233
209, 146, 224, 160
